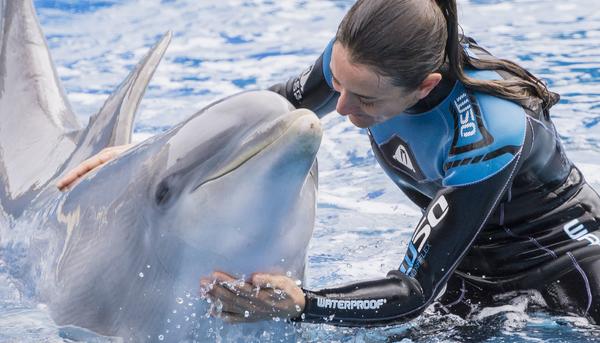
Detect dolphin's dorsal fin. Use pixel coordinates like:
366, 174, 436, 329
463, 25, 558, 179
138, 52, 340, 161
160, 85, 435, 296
60, 31, 172, 174
0, 0, 81, 216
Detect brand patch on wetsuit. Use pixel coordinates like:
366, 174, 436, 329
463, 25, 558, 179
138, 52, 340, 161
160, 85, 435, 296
316, 298, 387, 310
378, 136, 425, 181
563, 219, 600, 246
292, 65, 313, 102
449, 91, 493, 155
401, 195, 449, 276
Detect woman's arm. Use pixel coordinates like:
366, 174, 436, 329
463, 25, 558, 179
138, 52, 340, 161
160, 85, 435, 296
268, 39, 338, 117
202, 118, 532, 326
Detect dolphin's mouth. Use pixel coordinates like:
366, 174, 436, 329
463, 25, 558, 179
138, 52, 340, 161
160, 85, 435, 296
190, 108, 320, 192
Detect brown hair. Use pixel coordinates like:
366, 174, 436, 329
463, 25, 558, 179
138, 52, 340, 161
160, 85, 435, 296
336, 0, 558, 113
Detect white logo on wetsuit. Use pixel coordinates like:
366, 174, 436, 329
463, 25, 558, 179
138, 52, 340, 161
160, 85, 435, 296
454, 93, 477, 138
316, 298, 387, 310
392, 143, 416, 173
400, 195, 450, 276
293, 65, 313, 102
563, 219, 600, 246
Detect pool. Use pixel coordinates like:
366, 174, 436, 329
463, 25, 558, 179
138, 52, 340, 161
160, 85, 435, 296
2, 0, 600, 341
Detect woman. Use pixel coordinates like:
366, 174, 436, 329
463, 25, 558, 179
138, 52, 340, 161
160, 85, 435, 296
58, 0, 600, 326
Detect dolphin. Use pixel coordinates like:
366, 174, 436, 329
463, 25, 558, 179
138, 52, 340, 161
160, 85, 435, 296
0, 1, 321, 342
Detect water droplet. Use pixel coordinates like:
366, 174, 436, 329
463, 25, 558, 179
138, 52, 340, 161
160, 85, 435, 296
244, 310, 250, 318
273, 316, 281, 322
158, 335, 164, 341
280, 258, 285, 262
176, 324, 181, 329
286, 271, 292, 277
146, 264, 151, 269
185, 292, 191, 298
176, 297, 184, 304
166, 319, 170, 323
172, 309, 177, 314
185, 316, 189, 322
191, 312, 197, 318
138, 272, 144, 278
295, 305, 302, 312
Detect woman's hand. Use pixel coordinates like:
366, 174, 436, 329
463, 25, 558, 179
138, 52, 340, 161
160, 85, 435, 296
200, 271, 305, 323
56, 144, 134, 191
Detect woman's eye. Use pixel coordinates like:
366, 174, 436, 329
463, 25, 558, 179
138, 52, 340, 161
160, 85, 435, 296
359, 99, 375, 108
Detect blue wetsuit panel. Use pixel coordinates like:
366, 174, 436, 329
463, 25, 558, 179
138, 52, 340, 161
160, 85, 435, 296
322, 39, 335, 89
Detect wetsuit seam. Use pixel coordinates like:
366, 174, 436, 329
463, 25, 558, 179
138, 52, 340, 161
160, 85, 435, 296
445, 278, 467, 308
567, 251, 592, 316
527, 117, 535, 156
527, 115, 555, 136
503, 226, 558, 259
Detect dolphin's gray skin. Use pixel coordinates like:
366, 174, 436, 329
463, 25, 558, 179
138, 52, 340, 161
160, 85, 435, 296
0, 1, 321, 342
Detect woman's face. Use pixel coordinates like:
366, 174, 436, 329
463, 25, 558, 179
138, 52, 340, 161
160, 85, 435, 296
330, 42, 422, 128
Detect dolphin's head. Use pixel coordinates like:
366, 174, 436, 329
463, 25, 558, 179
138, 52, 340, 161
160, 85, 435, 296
144, 90, 322, 276
51, 91, 321, 338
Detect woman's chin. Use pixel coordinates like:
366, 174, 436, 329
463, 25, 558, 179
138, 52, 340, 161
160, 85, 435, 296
348, 114, 372, 128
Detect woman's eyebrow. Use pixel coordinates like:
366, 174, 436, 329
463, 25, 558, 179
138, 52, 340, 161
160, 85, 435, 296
330, 71, 378, 100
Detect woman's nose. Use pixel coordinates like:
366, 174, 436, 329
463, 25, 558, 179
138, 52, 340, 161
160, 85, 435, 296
336, 91, 359, 116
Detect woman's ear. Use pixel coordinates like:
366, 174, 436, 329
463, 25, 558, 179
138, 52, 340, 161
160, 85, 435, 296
417, 73, 442, 100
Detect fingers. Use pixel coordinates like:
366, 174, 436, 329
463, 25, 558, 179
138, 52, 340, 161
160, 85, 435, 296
56, 155, 106, 191
211, 271, 237, 282
56, 161, 93, 190
251, 273, 304, 306
207, 282, 255, 315
212, 271, 259, 298
201, 272, 271, 319
251, 273, 294, 293
200, 271, 304, 322
56, 145, 131, 191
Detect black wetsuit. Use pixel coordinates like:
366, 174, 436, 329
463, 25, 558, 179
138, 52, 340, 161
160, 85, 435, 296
269, 37, 600, 326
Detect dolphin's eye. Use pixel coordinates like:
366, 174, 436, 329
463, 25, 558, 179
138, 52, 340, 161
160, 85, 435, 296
155, 180, 171, 206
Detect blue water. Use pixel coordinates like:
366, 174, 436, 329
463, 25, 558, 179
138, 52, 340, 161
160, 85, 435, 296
2, 0, 600, 342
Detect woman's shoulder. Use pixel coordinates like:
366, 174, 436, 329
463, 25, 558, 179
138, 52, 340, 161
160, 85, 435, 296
441, 82, 528, 187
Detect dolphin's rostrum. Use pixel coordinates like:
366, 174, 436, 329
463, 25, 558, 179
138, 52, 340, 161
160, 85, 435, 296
0, 1, 321, 341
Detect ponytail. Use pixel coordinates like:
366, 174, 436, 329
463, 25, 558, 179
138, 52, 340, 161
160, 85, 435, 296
436, 0, 558, 114
337, 0, 558, 115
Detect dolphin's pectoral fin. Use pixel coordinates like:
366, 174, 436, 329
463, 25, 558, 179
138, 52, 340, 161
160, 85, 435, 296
0, 0, 81, 217
59, 31, 172, 175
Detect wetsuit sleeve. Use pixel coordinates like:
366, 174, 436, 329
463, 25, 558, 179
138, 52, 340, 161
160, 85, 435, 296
268, 39, 338, 118
296, 118, 532, 326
